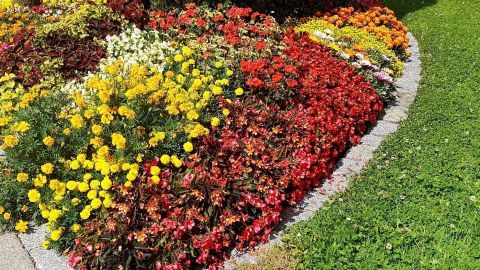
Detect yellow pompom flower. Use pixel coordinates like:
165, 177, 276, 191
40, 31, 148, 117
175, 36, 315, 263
111, 133, 127, 150
48, 209, 62, 222
87, 190, 98, 200
80, 208, 91, 220
43, 136, 55, 147
235, 87, 244, 96
78, 182, 90, 192
66, 181, 78, 191
183, 142, 194, 153
70, 160, 81, 170
16, 173, 29, 183
63, 128, 72, 136
15, 220, 29, 233
3, 212, 11, 220
41, 163, 54, 174
171, 155, 182, 168
160, 154, 170, 165
91, 198, 102, 209
91, 124, 103, 135
103, 197, 113, 208
50, 229, 62, 241
150, 166, 160, 176
211, 117, 220, 127
101, 177, 112, 190
222, 109, 230, 116
12, 121, 30, 133
28, 189, 41, 203
70, 114, 84, 129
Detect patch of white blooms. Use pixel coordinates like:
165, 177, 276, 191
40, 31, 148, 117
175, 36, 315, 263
61, 26, 175, 95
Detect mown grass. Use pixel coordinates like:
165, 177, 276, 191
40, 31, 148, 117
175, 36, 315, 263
282, 0, 480, 269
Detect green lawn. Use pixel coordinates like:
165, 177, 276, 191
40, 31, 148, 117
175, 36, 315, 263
284, 0, 480, 269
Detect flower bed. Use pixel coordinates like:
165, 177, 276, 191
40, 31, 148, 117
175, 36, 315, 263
0, 1, 408, 269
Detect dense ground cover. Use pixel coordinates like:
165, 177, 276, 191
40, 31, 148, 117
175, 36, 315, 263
0, 0, 414, 269
283, 0, 480, 268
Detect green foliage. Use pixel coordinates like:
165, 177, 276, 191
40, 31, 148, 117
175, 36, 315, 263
284, 0, 480, 269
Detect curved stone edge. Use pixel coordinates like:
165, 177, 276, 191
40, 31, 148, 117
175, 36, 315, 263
224, 32, 421, 268
14, 33, 421, 270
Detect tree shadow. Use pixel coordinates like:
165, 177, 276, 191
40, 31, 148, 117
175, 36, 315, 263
383, 0, 438, 20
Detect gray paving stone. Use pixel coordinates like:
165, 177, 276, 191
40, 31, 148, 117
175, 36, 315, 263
370, 121, 399, 137
383, 106, 409, 123
344, 144, 376, 162
18, 225, 69, 270
0, 233, 35, 270
361, 134, 385, 148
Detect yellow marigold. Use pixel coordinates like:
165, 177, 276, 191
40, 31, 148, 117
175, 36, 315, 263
48, 209, 62, 221
3, 212, 11, 220
43, 136, 55, 147
70, 114, 84, 129
80, 208, 90, 220
66, 181, 78, 191
71, 198, 80, 206
235, 87, 244, 96
63, 128, 72, 136
41, 163, 54, 175
70, 160, 81, 170
16, 173, 29, 183
28, 189, 41, 203
150, 166, 160, 176
103, 197, 113, 208
222, 109, 230, 116
171, 155, 182, 168
2, 135, 19, 148
183, 141, 193, 153
160, 154, 170, 165
12, 121, 30, 133
111, 133, 126, 150
78, 182, 89, 192
91, 124, 102, 135
15, 220, 28, 233
91, 198, 102, 209
71, 224, 81, 233
50, 229, 62, 241
101, 176, 112, 190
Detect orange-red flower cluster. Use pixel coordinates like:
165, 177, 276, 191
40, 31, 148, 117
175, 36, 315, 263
318, 6, 410, 57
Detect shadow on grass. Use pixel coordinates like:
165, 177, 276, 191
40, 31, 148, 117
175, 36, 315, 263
383, 0, 437, 19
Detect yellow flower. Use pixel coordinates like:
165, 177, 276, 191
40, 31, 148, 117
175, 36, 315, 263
15, 220, 29, 233
151, 175, 160, 184
211, 117, 220, 127
2, 135, 19, 148
70, 114, 84, 129
12, 121, 30, 133
16, 173, 29, 183
101, 177, 112, 190
41, 210, 50, 219
235, 87, 244, 96
183, 141, 194, 153
174, 54, 184, 62
78, 182, 90, 192
222, 109, 230, 116
71, 197, 81, 206
3, 212, 11, 220
150, 166, 160, 176
66, 181, 78, 191
71, 224, 81, 233
28, 189, 41, 203
63, 128, 72, 136
42, 240, 50, 250
80, 208, 91, 220
111, 133, 126, 150
214, 61, 223, 68
91, 124, 102, 135
124, 181, 133, 188
0, 206, 4, 214
41, 163, 54, 175
171, 155, 182, 168
160, 154, 170, 165
43, 136, 55, 147
181, 46, 194, 57
91, 198, 102, 209
87, 190, 98, 200
103, 197, 113, 208
50, 229, 62, 241
48, 209, 62, 221
126, 169, 138, 181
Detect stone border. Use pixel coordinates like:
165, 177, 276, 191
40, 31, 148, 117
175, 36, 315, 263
14, 33, 420, 270
225, 32, 421, 268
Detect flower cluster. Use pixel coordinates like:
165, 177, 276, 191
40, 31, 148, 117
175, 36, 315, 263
296, 19, 402, 101
317, 6, 410, 57
0, 1, 409, 269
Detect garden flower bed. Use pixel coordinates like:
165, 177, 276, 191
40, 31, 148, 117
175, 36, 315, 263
0, 0, 410, 269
